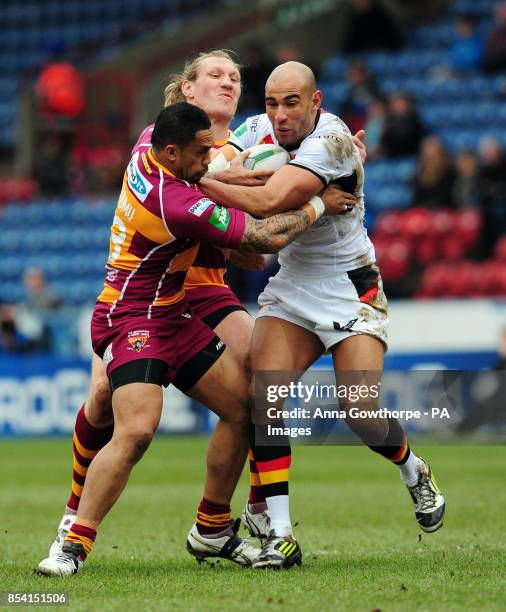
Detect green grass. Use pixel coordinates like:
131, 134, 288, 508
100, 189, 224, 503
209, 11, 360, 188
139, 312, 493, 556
0, 438, 505, 611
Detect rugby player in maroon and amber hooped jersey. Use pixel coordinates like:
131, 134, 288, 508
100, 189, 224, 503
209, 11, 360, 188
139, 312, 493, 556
35, 102, 352, 576
41, 50, 364, 567
199, 62, 445, 569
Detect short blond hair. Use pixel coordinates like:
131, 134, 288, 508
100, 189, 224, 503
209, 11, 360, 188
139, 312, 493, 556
164, 50, 241, 107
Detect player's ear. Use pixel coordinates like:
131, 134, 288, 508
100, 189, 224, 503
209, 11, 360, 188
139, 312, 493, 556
165, 144, 178, 161
312, 90, 323, 110
181, 79, 193, 100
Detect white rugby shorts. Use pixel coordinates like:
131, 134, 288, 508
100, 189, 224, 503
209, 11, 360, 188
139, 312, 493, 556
257, 264, 389, 350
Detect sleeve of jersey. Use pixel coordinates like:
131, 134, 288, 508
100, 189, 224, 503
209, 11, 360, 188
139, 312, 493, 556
227, 115, 260, 151
168, 194, 246, 249
289, 134, 355, 186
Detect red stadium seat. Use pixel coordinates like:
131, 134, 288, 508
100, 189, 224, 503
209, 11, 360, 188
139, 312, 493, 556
379, 238, 411, 282
0, 177, 36, 203
455, 209, 482, 248
417, 263, 450, 297
401, 207, 431, 241
415, 236, 439, 264
494, 235, 506, 262
431, 209, 456, 237
373, 210, 402, 239
439, 235, 467, 261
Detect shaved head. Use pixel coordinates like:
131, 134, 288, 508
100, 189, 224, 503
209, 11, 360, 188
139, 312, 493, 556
266, 61, 316, 94
264, 61, 322, 149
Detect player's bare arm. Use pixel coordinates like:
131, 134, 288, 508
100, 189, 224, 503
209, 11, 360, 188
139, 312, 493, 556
200, 164, 357, 218
237, 184, 346, 253
239, 208, 312, 254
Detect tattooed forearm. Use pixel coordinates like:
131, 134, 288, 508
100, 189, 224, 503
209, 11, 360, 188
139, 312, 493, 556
239, 208, 311, 254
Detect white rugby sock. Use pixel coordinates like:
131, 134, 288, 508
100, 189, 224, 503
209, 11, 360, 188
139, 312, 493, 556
265, 495, 292, 537
399, 452, 422, 487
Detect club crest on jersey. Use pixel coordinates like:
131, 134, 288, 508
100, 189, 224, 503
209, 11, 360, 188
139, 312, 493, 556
127, 152, 153, 202
189, 197, 213, 217
106, 267, 118, 282
127, 329, 151, 352
208, 205, 230, 231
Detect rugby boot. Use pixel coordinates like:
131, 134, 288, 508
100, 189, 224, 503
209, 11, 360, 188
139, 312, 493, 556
407, 457, 445, 532
252, 530, 302, 569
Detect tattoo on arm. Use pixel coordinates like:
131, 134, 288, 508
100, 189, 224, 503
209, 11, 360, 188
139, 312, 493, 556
239, 208, 311, 254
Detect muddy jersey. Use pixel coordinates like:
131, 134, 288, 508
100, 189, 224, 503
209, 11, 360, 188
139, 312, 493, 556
134, 126, 231, 290
228, 110, 375, 276
96, 135, 245, 323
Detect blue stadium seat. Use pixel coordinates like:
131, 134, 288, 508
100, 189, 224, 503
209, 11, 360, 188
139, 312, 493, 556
366, 184, 413, 211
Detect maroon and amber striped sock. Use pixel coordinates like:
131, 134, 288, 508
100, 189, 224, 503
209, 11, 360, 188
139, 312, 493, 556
369, 417, 411, 465
248, 450, 266, 505
63, 523, 96, 560
66, 405, 114, 512
196, 498, 232, 536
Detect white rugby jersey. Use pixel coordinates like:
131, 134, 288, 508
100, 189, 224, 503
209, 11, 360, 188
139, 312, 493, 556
228, 110, 375, 276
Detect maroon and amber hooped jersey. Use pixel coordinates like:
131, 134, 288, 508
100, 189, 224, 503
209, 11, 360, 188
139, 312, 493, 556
133, 126, 233, 292
96, 129, 246, 324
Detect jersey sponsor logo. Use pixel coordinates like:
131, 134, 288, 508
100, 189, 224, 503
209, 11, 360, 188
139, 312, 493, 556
250, 115, 260, 132
127, 329, 151, 352
333, 318, 358, 332
103, 343, 113, 366
127, 152, 153, 202
233, 121, 248, 138
188, 197, 213, 217
208, 205, 230, 231
215, 339, 224, 351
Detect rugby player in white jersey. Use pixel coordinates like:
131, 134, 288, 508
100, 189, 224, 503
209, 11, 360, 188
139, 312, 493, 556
199, 61, 445, 569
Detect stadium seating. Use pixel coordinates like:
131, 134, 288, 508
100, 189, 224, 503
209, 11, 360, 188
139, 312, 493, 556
2, 0, 505, 306
0, 0, 233, 151
0, 199, 112, 305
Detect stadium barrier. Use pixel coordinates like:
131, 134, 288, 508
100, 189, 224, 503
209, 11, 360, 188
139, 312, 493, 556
1, 301, 503, 437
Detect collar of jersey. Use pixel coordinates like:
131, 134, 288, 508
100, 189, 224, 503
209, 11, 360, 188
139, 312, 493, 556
213, 130, 232, 148
148, 147, 176, 177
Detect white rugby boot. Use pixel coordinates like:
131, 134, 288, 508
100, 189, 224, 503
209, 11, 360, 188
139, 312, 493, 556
36, 542, 84, 577
48, 513, 76, 557
241, 503, 270, 540
186, 523, 261, 566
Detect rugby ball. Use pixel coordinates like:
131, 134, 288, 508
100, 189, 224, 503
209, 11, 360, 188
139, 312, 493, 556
244, 144, 290, 171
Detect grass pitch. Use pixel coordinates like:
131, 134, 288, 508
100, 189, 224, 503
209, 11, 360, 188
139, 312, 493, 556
0, 438, 504, 611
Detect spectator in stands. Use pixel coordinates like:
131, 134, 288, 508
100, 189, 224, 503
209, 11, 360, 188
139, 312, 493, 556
380, 92, 425, 158
413, 136, 455, 208
341, 60, 383, 133
16, 267, 62, 352
452, 150, 481, 209
36, 57, 85, 124
363, 97, 387, 160
478, 137, 506, 254
0, 305, 35, 354
450, 13, 484, 73
240, 42, 275, 112
23, 267, 62, 312
33, 133, 69, 196
342, 0, 403, 53
484, 2, 506, 73
275, 42, 320, 78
